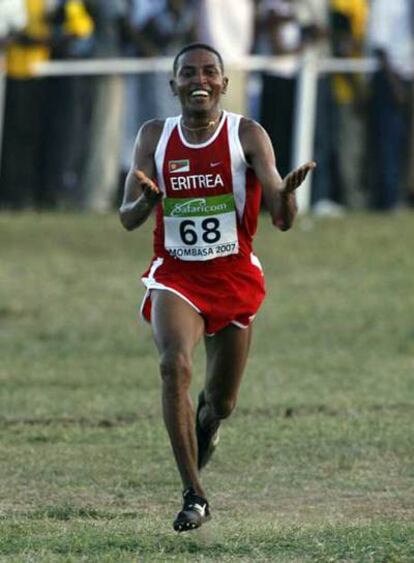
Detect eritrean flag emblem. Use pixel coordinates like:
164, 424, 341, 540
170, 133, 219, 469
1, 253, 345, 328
169, 159, 190, 173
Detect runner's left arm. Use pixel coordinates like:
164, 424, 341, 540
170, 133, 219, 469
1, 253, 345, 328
240, 118, 315, 231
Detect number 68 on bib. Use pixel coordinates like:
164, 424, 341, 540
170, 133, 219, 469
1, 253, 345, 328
163, 194, 239, 261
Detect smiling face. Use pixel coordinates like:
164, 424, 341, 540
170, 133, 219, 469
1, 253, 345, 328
170, 48, 228, 118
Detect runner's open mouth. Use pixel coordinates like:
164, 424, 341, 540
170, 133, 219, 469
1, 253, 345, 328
190, 90, 210, 98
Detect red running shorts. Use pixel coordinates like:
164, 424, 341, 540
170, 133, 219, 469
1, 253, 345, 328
140, 253, 266, 335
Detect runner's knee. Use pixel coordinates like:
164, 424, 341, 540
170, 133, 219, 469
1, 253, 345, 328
160, 350, 192, 388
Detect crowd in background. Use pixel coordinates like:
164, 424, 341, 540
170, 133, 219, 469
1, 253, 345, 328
0, 0, 413, 215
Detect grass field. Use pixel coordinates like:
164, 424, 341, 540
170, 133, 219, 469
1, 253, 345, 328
1, 211, 414, 562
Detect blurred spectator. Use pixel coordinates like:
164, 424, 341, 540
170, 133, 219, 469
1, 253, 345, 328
408, 84, 414, 208
119, 0, 163, 200
140, 0, 196, 118
122, 1, 165, 124
297, 0, 343, 215
0, 0, 55, 209
0, 0, 27, 177
119, 0, 195, 202
330, 0, 368, 210
366, 0, 414, 210
196, 0, 255, 115
255, 0, 303, 178
41, 0, 95, 209
58, 0, 94, 55
79, 0, 128, 212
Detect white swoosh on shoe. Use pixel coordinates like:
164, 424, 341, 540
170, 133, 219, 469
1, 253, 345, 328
193, 503, 206, 517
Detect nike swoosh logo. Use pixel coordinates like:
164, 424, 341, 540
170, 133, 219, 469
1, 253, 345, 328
210, 162, 221, 167
193, 503, 206, 517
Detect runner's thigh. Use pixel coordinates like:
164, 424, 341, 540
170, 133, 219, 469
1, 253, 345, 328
151, 290, 205, 356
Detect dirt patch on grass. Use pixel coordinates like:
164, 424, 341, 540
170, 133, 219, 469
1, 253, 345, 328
2, 403, 414, 429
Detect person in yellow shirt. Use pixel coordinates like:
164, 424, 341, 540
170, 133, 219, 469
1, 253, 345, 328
0, 0, 96, 209
63, 0, 94, 37
0, 0, 54, 208
330, 0, 369, 210
51, 0, 95, 59
331, 0, 368, 105
6, 0, 51, 79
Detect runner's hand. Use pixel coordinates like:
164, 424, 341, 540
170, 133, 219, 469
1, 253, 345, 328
134, 169, 162, 200
282, 161, 316, 194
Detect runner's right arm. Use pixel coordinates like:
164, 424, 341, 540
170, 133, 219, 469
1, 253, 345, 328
119, 120, 163, 231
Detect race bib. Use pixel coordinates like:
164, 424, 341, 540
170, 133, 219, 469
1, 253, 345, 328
163, 194, 239, 261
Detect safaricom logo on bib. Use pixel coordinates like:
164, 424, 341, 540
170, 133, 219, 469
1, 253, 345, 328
170, 174, 224, 191
164, 194, 235, 218
170, 198, 227, 217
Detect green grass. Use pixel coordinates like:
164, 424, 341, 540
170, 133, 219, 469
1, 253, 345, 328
0, 211, 414, 561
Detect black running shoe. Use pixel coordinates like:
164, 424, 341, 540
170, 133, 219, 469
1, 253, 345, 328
173, 487, 211, 532
196, 391, 220, 470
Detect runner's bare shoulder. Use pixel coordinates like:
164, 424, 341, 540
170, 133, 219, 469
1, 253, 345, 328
238, 117, 266, 163
136, 119, 165, 153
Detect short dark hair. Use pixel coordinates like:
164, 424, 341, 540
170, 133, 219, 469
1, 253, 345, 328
173, 43, 224, 75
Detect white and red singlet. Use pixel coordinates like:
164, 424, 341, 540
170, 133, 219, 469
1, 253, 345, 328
141, 111, 266, 334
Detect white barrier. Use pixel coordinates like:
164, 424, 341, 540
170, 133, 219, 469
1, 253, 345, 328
0, 55, 380, 211
31, 55, 379, 76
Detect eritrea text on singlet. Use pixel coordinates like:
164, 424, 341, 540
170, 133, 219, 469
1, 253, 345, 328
163, 193, 239, 261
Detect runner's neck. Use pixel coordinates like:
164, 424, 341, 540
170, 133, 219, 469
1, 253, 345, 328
180, 111, 223, 142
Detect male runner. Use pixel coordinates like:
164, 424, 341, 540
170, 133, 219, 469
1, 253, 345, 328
119, 43, 315, 532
